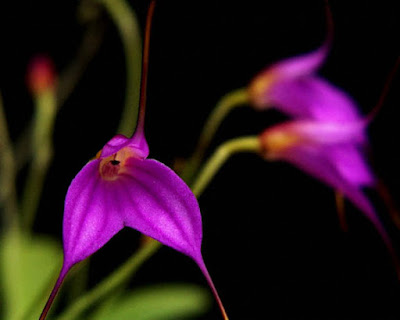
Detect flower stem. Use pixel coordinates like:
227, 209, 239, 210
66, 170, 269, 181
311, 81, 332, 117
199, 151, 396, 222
180, 88, 249, 184
53, 239, 161, 320
98, 0, 142, 137
196, 258, 229, 320
0, 92, 19, 230
21, 89, 57, 231
335, 191, 348, 232
39, 267, 68, 320
191, 136, 260, 197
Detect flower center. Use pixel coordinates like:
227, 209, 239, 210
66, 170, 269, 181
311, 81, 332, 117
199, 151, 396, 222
98, 147, 136, 181
261, 131, 300, 159
248, 72, 277, 108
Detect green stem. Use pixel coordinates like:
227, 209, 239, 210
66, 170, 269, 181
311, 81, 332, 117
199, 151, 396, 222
191, 136, 260, 197
0, 93, 24, 320
54, 239, 161, 320
180, 88, 249, 184
98, 0, 142, 137
21, 89, 57, 231
0, 92, 19, 230
56, 8, 105, 108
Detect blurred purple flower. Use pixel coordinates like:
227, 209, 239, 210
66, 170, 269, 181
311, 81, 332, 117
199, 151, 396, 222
40, 127, 228, 319
248, 42, 362, 122
259, 119, 398, 268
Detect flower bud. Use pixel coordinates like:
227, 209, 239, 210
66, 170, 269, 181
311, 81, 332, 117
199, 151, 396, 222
26, 55, 56, 95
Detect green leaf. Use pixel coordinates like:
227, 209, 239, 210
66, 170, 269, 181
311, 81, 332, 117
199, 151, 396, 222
90, 283, 211, 320
0, 232, 62, 320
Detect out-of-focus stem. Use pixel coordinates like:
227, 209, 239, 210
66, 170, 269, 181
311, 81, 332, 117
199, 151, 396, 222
180, 88, 249, 184
191, 136, 260, 197
0, 92, 19, 230
98, 0, 142, 137
54, 239, 161, 320
21, 89, 57, 231
335, 191, 348, 232
56, 17, 105, 108
0, 93, 24, 320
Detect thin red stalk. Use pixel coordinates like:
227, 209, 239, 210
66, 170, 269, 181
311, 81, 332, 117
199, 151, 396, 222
367, 56, 400, 122
135, 0, 156, 137
335, 191, 348, 232
196, 258, 229, 320
39, 266, 68, 320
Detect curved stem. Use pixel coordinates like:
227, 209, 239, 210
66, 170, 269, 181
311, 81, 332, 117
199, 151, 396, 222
0, 92, 19, 230
135, 0, 155, 137
21, 89, 57, 231
99, 0, 142, 137
180, 88, 249, 184
56, 13, 105, 108
191, 136, 260, 197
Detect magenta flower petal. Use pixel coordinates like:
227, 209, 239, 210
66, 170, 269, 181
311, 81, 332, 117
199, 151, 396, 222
101, 130, 149, 159
268, 43, 328, 80
327, 145, 374, 187
260, 120, 374, 189
280, 145, 371, 202
267, 76, 362, 122
249, 42, 329, 109
268, 120, 366, 145
259, 119, 400, 274
278, 145, 393, 254
248, 39, 363, 126
111, 157, 203, 261
63, 159, 125, 268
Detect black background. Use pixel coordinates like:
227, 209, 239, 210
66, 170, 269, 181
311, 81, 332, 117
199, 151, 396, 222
1, 1, 400, 319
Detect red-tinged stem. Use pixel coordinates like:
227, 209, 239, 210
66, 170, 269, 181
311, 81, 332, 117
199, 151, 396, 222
367, 56, 400, 123
135, 0, 156, 137
196, 258, 229, 320
39, 266, 69, 320
364, 205, 400, 280
377, 179, 400, 230
335, 191, 348, 232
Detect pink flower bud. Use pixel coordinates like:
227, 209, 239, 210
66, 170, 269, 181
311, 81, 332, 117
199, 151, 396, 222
26, 55, 56, 95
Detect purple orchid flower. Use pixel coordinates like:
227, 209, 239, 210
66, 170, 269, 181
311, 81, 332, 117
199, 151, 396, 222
259, 119, 399, 273
248, 42, 362, 123
39, 124, 228, 319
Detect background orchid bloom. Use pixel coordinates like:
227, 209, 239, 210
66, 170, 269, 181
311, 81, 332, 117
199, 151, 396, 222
247, 42, 362, 123
258, 119, 398, 271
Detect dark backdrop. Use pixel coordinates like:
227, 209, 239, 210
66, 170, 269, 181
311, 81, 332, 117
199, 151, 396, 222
1, 1, 400, 319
